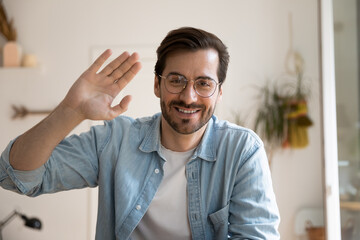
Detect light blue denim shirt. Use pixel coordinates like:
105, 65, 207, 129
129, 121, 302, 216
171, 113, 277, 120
0, 113, 280, 239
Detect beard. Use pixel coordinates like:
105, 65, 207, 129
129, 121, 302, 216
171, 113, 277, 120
160, 99, 215, 135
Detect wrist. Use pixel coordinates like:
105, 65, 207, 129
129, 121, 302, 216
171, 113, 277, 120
52, 101, 85, 132
58, 100, 86, 122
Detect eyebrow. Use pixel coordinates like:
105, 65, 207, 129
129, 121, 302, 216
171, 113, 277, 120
167, 71, 215, 81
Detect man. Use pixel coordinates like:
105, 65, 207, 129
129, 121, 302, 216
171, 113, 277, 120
0, 27, 280, 239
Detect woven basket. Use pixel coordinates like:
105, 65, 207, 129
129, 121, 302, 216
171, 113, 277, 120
306, 221, 325, 240
305, 219, 355, 240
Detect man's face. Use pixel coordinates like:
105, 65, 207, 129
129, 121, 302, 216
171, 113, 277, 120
154, 49, 222, 135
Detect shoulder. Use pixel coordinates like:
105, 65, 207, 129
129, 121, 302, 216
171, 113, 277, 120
106, 113, 160, 130
211, 115, 263, 148
208, 116, 268, 168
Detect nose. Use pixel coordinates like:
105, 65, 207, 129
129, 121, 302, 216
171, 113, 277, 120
179, 80, 198, 103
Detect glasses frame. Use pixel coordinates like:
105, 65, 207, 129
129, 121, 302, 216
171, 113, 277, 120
156, 73, 220, 98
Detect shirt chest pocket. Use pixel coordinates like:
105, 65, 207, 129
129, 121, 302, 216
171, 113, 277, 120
208, 203, 229, 238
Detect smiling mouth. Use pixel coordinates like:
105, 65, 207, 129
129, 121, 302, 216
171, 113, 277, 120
176, 107, 199, 114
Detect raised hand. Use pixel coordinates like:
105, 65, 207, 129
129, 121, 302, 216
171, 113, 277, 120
62, 49, 142, 121
9, 49, 142, 171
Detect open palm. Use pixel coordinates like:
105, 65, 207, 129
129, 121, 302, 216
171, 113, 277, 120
62, 50, 142, 121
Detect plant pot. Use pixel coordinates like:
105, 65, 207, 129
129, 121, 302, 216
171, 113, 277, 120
3, 41, 22, 67
306, 221, 325, 240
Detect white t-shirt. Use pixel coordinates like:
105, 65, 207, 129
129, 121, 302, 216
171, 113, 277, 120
131, 145, 195, 240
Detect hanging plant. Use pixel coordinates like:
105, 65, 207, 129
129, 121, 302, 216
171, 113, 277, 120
254, 82, 287, 150
232, 14, 313, 166
253, 52, 313, 165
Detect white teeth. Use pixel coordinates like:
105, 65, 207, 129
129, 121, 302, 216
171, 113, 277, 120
178, 108, 197, 114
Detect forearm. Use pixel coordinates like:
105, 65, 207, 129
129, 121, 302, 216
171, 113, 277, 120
9, 102, 84, 171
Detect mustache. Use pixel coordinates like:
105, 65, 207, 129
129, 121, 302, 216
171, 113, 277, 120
169, 100, 205, 109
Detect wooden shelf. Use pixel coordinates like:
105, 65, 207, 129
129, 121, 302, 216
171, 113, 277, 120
340, 201, 360, 211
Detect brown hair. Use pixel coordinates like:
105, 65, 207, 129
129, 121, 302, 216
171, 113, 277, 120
154, 27, 230, 86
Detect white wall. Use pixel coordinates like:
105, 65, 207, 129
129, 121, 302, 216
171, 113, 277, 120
0, 0, 322, 239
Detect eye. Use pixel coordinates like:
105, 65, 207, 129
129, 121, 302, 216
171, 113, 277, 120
167, 75, 185, 86
196, 79, 214, 88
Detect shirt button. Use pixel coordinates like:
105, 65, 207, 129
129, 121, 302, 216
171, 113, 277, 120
136, 205, 141, 210
154, 169, 160, 174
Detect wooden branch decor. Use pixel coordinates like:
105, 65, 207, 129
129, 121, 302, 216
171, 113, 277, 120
0, 1, 17, 41
12, 105, 52, 119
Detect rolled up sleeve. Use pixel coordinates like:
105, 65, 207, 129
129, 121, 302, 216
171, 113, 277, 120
0, 121, 111, 197
0, 138, 46, 195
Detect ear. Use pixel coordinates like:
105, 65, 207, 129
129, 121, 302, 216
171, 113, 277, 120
154, 75, 161, 98
216, 86, 223, 102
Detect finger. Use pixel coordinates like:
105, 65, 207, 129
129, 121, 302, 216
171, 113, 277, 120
88, 49, 112, 73
114, 61, 142, 90
100, 51, 130, 76
110, 52, 140, 82
109, 95, 132, 117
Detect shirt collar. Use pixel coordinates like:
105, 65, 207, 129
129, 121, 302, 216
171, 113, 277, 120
139, 113, 217, 162
139, 113, 162, 153
193, 116, 217, 162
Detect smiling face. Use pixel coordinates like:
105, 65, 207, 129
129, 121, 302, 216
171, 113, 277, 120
154, 49, 222, 136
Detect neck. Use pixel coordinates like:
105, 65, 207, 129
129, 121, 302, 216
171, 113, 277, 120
160, 117, 207, 152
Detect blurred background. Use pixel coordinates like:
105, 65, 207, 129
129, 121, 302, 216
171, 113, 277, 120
0, 0, 356, 239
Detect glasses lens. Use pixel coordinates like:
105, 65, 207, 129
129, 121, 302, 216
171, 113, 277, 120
165, 75, 186, 93
194, 79, 217, 97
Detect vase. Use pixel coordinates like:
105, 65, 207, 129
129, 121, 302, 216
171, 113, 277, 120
22, 54, 38, 67
3, 41, 22, 67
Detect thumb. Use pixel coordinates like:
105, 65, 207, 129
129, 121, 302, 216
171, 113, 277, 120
110, 95, 132, 117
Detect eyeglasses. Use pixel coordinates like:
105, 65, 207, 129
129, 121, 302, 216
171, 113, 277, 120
157, 73, 220, 98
